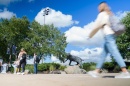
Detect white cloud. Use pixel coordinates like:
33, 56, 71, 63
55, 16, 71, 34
35, 7, 79, 28
0, 0, 21, 5
51, 55, 58, 62
0, 8, 16, 19
65, 11, 129, 47
74, 21, 79, 24
70, 48, 102, 60
68, 48, 111, 64
50, 55, 61, 64
115, 11, 128, 20
65, 22, 104, 47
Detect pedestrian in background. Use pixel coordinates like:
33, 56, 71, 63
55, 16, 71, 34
33, 53, 38, 74
18, 48, 27, 75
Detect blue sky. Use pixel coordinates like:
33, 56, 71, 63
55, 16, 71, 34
0, 0, 130, 63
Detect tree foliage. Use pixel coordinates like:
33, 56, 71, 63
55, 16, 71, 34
116, 12, 130, 59
0, 16, 67, 62
0, 16, 30, 61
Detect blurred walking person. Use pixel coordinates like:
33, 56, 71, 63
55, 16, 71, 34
87, 1, 130, 78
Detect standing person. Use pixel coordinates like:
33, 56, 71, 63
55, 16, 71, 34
20, 53, 27, 75
0, 62, 2, 73
7, 62, 11, 73
13, 59, 20, 74
0, 59, 3, 73
18, 48, 27, 75
87, 2, 130, 78
33, 53, 38, 74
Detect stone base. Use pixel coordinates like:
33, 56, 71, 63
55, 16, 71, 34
49, 70, 61, 74
64, 65, 86, 74
24, 70, 30, 74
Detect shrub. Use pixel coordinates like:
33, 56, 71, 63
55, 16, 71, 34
82, 62, 96, 71
89, 65, 96, 70
38, 63, 50, 71
10, 66, 14, 73
59, 65, 66, 71
49, 65, 55, 71
24, 63, 67, 74
103, 62, 115, 70
102, 61, 121, 73
51, 63, 60, 69
25, 64, 34, 73
38, 63, 63, 71
128, 66, 130, 70
113, 65, 121, 73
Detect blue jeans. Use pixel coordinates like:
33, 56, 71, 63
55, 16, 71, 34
96, 34, 126, 69
34, 63, 37, 74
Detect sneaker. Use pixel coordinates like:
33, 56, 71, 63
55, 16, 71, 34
21, 72, 25, 75
115, 72, 130, 78
17, 72, 21, 75
87, 71, 99, 78
13, 73, 16, 74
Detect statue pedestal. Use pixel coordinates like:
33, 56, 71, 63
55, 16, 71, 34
64, 65, 86, 74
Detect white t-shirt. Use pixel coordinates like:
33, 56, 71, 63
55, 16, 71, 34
94, 11, 115, 35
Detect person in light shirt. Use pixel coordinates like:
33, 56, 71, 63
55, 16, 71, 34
17, 48, 27, 75
87, 1, 130, 78
13, 59, 20, 74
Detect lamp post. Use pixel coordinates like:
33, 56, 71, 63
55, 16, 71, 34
43, 8, 50, 25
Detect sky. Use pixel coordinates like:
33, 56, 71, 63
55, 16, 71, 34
0, 0, 130, 64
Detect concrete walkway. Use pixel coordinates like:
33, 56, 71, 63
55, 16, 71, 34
0, 73, 130, 86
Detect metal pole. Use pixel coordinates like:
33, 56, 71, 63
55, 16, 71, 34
44, 15, 45, 25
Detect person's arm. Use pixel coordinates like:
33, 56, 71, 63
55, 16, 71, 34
88, 12, 107, 38
18, 53, 22, 60
23, 51, 27, 54
89, 25, 103, 38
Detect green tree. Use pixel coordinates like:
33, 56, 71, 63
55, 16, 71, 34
0, 16, 30, 61
116, 12, 130, 60
27, 21, 67, 62
0, 17, 67, 62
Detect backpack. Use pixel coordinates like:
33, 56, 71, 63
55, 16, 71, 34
20, 53, 26, 64
35, 56, 41, 63
109, 15, 126, 35
22, 53, 26, 60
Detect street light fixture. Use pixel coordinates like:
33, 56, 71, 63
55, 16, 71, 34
43, 8, 50, 25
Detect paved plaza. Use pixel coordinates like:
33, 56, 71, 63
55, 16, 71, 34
0, 73, 130, 86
